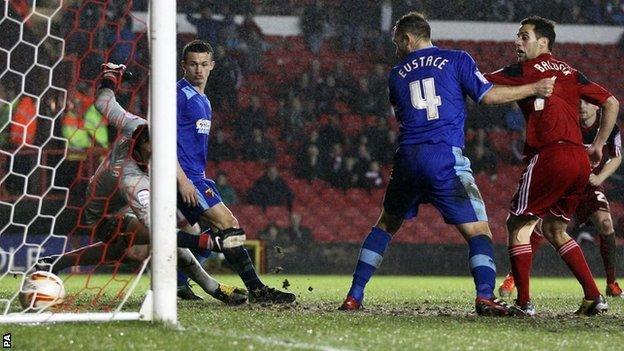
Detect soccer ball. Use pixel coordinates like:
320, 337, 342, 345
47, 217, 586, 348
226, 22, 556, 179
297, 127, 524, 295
19, 271, 66, 311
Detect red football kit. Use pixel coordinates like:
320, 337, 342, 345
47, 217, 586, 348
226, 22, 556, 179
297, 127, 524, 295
574, 121, 621, 224
486, 53, 613, 220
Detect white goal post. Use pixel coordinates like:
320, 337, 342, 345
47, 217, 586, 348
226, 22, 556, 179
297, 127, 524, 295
0, 0, 177, 325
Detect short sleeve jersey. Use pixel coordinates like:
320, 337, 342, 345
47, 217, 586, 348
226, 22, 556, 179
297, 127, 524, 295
485, 53, 612, 155
177, 78, 212, 179
388, 46, 493, 147
582, 119, 621, 174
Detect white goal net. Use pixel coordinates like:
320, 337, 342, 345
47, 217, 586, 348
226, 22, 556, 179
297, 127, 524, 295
0, 0, 176, 324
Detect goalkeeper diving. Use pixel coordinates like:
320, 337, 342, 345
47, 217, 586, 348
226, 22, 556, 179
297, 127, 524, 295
36, 63, 246, 305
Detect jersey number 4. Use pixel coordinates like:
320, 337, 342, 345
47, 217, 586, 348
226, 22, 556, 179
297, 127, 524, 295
409, 78, 441, 120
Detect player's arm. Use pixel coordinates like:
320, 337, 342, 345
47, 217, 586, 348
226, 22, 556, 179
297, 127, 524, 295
177, 162, 198, 207
590, 151, 621, 186
587, 96, 619, 165
95, 64, 135, 129
458, 53, 553, 105
578, 72, 620, 165
481, 78, 554, 105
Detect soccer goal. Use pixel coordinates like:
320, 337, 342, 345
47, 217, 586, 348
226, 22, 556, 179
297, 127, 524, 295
0, 0, 177, 325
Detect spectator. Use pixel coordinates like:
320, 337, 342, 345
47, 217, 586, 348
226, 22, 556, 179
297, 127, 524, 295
237, 94, 267, 141
247, 165, 294, 210
238, 14, 270, 73
209, 129, 238, 162
10, 95, 37, 147
362, 161, 383, 189
584, 0, 606, 24
186, 7, 223, 45
318, 114, 345, 155
242, 128, 276, 163
206, 45, 241, 112
607, 1, 624, 25
315, 75, 338, 115
215, 171, 239, 206
283, 212, 314, 249
259, 221, 290, 247
221, 5, 242, 50
322, 142, 345, 181
352, 78, 377, 115
107, 15, 135, 64
300, 0, 327, 54
330, 156, 360, 190
368, 64, 389, 115
295, 144, 322, 181
330, 59, 356, 102
365, 117, 393, 162
281, 96, 309, 143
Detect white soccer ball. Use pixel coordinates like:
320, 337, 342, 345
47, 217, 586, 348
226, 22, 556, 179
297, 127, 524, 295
19, 271, 66, 311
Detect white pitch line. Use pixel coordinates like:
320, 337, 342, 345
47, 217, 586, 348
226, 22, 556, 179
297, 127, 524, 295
206, 330, 356, 351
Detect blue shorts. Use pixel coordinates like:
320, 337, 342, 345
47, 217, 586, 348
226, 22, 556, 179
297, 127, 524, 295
383, 143, 488, 225
177, 177, 223, 225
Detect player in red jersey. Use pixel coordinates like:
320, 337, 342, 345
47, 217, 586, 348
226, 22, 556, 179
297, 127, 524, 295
499, 100, 623, 299
485, 16, 620, 316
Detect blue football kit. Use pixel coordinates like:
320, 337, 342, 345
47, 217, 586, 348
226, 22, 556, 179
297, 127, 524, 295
344, 46, 500, 307
176, 78, 222, 224
385, 46, 493, 224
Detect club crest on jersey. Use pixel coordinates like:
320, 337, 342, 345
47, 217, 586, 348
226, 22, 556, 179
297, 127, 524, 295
196, 119, 211, 134
204, 187, 215, 198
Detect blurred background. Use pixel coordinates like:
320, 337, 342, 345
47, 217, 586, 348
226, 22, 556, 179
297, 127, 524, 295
0, 0, 623, 276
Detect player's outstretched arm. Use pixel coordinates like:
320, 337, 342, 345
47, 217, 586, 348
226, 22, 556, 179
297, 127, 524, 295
588, 96, 619, 166
95, 63, 131, 129
590, 151, 621, 186
481, 77, 555, 105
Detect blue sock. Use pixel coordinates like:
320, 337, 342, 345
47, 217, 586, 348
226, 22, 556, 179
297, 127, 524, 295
347, 227, 392, 304
468, 234, 496, 299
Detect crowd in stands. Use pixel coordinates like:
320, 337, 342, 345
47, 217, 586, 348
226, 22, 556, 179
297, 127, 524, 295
133, 1, 624, 26
2, 1, 624, 247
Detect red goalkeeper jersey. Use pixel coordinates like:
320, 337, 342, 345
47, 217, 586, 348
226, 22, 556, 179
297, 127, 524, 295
485, 53, 612, 156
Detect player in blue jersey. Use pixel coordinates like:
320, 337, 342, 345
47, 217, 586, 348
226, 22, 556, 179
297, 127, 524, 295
176, 40, 296, 303
339, 12, 555, 315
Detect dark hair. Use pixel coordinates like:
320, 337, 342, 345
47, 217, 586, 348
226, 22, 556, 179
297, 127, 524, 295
181, 39, 214, 61
521, 16, 556, 51
394, 11, 431, 40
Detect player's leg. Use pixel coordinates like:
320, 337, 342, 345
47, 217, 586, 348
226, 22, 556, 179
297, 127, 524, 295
540, 215, 606, 314
499, 219, 544, 298
339, 209, 402, 310
339, 148, 416, 311
427, 145, 518, 315
177, 248, 247, 305
175, 219, 205, 300
505, 214, 540, 314
37, 213, 149, 273
591, 209, 623, 297
199, 202, 295, 303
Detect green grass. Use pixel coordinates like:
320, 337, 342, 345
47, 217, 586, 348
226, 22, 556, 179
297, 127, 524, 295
4, 275, 624, 350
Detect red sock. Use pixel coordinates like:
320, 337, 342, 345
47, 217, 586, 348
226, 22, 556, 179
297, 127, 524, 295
530, 231, 544, 252
558, 239, 600, 300
509, 244, 532, 305
598, 234, 617, 284
198, 233, 211, 249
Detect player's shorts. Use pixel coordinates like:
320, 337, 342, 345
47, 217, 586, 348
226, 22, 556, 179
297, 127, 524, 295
510, 144, 590, 221
383, 143, 488, 225
574, 184, 610, 226
177, 177, 223, 225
